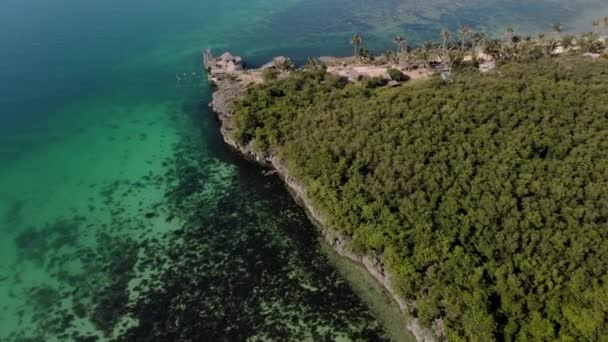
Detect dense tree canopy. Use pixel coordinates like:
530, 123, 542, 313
231, 57, 608, 340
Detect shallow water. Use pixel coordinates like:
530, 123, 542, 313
0, 0, 605, 340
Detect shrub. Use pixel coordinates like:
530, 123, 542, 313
262, 68, 280, 82
324, 74, 349, 89
387, 68, 409, 81
363, 76, 388, 88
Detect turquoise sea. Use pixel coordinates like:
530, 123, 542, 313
1, 0, 606, 340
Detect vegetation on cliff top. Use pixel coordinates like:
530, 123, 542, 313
230, 55, 608, 340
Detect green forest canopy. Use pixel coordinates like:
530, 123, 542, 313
231, 57, 608, 341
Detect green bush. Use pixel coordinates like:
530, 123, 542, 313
387, 68, 408, 81
262, 68, 280, 82
324, 74, 349, 89
362, 76, 388, 89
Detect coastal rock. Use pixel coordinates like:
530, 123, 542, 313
479, 60, 496, 73
260, 56, 291, 70
204, 49, 244, 81
464, 51, 495, 63
552, 46, 566, 55
318, 56, 354, 66
477, 52, 495, 62
210, 78, 246, 123
408, 318, 439, 342
582, 52, 601, 59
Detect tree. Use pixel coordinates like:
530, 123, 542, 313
458, 25, 473, 50
536, 30, 559, 57
358, 47, 372, 62
536, 33, 550, 56
261, 68, 280, 82
537, 33, 546, 42
350, 33, 363, 59
441, 28, 451, 51
484, 39, 503, 60
552, 22, 564, 38
472, 32, 488, 52
561, 35, 575, 49
394, 36, 406, 57
382, 50, 396, 63
275, 57, 295, 71
387, 68, 408, 81
304, 57, 321, 69
505, 26, 515, 46
592, 19, 601, 34
579, 32, 603, 53
444, 48, 465, 72
412, 45, 432, 69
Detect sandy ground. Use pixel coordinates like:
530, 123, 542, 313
327, 63, 432, 82
237, 71, 265, 85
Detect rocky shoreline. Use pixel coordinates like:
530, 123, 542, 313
204, 50, 440, 342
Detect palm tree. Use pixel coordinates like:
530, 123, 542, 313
505, 26, 515, 46
275, 57, 295, 71
445, 48, 464, 73
415, 46, 432, 69
485, 39, 503, 60
552, 22, 564, 37
472, 32, 488, 52
537, 33, 546, 49
304, 57, 321, 69
394, 36, 406, 56
536, 32, 556, 57
382, 50, 396, 63
458, 25, 473, 50
579, 32, 601, 52
592, 19, 601, 34
358, 47, 372, 62
350, 33, 362, 59
440, 28, 451, 51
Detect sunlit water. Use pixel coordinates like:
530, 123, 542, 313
0, 0, 605, 340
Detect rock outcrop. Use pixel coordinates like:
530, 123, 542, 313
203, 49, 244, 82
260, 56, 290, 70
582, 52, 602, 59
479, 60, 497, 73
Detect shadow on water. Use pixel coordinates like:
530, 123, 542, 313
2, 200, 25, 228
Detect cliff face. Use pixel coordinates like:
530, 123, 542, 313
206, 51, 440, 342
